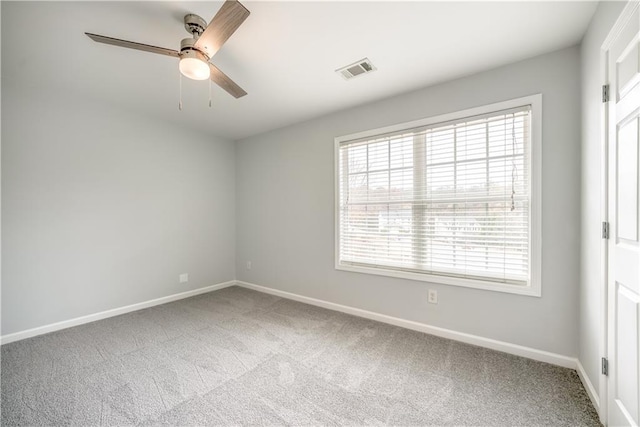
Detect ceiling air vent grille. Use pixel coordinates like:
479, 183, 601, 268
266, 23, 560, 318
336, 58, 376, 80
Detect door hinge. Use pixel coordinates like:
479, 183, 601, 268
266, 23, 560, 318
602, 357, 608, 376
602, 84, 610, 103
602, 221, 610, 239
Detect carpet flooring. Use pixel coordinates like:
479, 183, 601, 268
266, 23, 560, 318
2, 286, 600, 426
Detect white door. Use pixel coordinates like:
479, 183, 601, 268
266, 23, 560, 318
607, 2, 640, 426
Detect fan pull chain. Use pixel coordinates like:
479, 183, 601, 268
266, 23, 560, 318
208, 78, 212, 108
179, 73, 183, 111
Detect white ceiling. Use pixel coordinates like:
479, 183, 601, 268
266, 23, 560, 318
2, 1, 598, 141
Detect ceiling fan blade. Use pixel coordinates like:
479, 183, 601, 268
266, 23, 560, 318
209, 63, 247, 98
194, 0, 250, 59
85, 33, 179, 58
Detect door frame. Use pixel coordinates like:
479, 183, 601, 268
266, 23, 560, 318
600, 2, 640, 425
599, 37, 609, 425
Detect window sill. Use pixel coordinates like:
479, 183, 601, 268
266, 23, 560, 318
335, 262, 541, 297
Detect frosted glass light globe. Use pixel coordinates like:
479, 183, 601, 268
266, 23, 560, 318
179, 54, 210, 81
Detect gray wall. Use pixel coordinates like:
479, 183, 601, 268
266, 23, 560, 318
579, 0, 627, 401
236, 46, 582, 357
1, 87, 236, 335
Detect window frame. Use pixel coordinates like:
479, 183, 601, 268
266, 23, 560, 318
334, 94, 542, 297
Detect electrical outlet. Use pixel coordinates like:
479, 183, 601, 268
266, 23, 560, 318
428, 289, 438, 304
246, 261, 252, 270
179, 273, 189, 283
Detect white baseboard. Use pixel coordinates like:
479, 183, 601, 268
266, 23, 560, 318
0, 280, 236, 345
1, 278, 580, 372
576, 359, 600, 413
235, 280, 578, 369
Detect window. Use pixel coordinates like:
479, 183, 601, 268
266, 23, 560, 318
335, 95, 541, 296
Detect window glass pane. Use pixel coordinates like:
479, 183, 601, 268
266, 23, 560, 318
390, 136, 413, 169
427, 165, 454, 198
456, 160, 487, 196
385, 204, 413, 265
426, 128, 454, 165
368, 171, 389, 201
390, 169, 413, 201
488, 116, 509, 157
368, 141, 389, 171
456, 122, 486, 161
348, 173, 368, 203
348, 145, 367, 174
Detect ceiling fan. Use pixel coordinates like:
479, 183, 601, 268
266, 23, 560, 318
85, 0, 249, 99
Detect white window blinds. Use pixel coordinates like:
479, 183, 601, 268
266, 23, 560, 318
337, 105, 532, 286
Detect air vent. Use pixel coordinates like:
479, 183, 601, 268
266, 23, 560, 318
336, 58, 376, 80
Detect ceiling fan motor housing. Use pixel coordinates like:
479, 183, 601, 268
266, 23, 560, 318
180, 38, 209, 61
